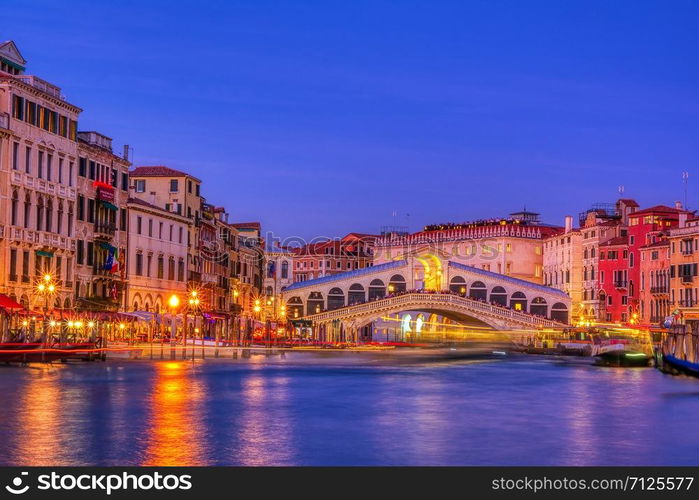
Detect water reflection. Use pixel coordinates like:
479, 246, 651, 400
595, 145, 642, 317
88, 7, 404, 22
15, 367, 63, 465
142, 362, 205, 466
1, 354, 699, 466
236, 367, 294, 465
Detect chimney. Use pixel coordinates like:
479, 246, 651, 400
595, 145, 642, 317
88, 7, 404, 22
123, 145, 130, 161
150, 191, 156, 206
564, 215, 573, 233
675, 200, 683, 210
679, 212, 688, 228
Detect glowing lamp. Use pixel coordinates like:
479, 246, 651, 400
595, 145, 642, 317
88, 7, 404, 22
168, 294, 180, 309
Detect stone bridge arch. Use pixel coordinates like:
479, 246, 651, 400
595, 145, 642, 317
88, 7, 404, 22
281, 257, 571, 324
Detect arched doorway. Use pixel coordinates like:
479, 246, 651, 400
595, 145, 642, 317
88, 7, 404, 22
307, 292, 324, 315
348, 284, 365, 305
469, 281, 487, 301
551, 302, 569, 323
530, 297, 547, 317
287, 296, 304, 319
388, 274, 406, 293
368, 279, 386, 300
415, 254, 442, 290
510, 292, 527, 311
449, 276, 467, 295
489, 286, 507, 306
327, 288, 345, 310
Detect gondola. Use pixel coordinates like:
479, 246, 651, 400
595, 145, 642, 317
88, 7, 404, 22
659, 354, 699, 378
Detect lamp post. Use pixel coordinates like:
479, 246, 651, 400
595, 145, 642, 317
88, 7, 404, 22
36, 273, 56, 344
185, 290, 200, 359
168, 294, 180, 357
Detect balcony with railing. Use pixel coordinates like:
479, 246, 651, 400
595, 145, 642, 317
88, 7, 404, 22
202, 273, 217, 284
681, 275, 694, 284
15, 75, 64, 99
651, 285, 669, 294
94, 222, 117, 238
614, 280, 628, 289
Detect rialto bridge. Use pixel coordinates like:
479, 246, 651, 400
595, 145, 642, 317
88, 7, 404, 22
281, 253, 571, 342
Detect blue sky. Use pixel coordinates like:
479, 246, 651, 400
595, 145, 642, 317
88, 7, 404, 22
4, 0, 698, 239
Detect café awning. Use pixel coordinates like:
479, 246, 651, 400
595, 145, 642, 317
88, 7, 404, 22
0, 294, 24, 312
100, 200, 118, 211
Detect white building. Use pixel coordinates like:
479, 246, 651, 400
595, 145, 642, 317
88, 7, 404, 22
126, 197, 189, 312
543, 216, 583, 322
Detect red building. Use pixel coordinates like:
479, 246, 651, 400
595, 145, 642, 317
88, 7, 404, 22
292, 233, 376, 282
598, 204, 689, 322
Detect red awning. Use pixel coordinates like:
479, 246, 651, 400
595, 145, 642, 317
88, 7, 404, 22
0, 294, 25, 312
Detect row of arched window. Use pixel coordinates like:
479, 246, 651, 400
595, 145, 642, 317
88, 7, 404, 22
10, 189, 74, 236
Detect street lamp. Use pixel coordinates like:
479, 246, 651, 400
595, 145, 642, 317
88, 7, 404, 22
168, 294, 180, 343
185, 290, 201, 356
36, 273, 57, 343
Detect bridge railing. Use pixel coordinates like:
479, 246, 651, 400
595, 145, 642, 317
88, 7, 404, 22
305, 292, 566, 328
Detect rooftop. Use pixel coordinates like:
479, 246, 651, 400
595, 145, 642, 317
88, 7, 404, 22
127, 197, 188, 220
231, 222, 261, 231
284, 260, 408, 292
130, 166, 200, 182
599, 236, 629, 247
641, 239, 670, 249
631, 204, 692, 217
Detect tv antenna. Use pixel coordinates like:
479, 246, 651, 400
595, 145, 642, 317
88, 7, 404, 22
683, 171, 689, 209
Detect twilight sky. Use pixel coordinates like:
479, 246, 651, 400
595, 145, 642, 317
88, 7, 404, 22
4, 0, 698, 240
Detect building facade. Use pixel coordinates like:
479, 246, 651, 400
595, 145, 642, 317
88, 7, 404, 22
0, 40, 80, 311
598, 204, 688, 323
579, 199, 637, 320
231, 222, 264, 314
293, 233, 376, 283
639, 239, 671, 325
668, 216, 699, 317
74, 131, 130, 312
263, 243, 294, 296
125, 197, 189, 312
129, 166, 201, 288
374, 211, 559, 284
542, 216, 584, 322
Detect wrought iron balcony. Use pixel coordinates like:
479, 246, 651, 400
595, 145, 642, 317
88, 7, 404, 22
614, 280, 628, 289
94, 222, 117, 237
650, 286, 669, 294
681, 275, 694, 284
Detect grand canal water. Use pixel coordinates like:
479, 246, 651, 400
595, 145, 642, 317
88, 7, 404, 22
1, 351, 698, 466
